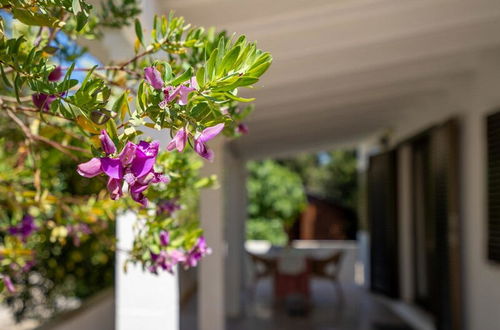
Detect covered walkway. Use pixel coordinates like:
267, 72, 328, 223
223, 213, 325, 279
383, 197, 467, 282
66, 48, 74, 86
181, 282, 410, 330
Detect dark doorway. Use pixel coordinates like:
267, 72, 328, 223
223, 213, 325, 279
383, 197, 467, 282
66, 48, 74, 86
367, 150, 399, 299
409, 120, 462, 330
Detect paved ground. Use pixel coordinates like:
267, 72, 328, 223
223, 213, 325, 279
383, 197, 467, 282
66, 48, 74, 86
0, 306, 39, 330
181, 279, 411, 330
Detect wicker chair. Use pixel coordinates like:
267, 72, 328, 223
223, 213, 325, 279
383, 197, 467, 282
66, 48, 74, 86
247, 252, 277, 290
309, 251, 344, 302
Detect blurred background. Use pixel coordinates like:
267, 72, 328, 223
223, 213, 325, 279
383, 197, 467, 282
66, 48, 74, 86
3, 0, 500, 329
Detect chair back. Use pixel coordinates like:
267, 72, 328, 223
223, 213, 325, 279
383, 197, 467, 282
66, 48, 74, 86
310, 251, 343, 281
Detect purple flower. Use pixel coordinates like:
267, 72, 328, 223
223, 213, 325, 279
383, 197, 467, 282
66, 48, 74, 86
22, 260, 35, 272
174, 85, 196, 106
194, 123, 225, 161
32, 66, 64, 111
144, 66, 164, 90
3, 276, 15, 293
66, 223, 92, 247
149, 249, 186, 274
8, 215, 37, 242
158, 77, 197, 108
237, 123, 249, 135
159, 231, 169, 246
99, 129, 117, 155
77, 131, 169, 206
77, 158, 103, 178
32, 93, 56, 112
184, 236, 212, 268
157, 199, 181, 215
48, 66, 63, 82
167, 128, 188, 152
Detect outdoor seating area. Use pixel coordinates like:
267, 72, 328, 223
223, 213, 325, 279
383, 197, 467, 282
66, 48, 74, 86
247, 244, 345, 308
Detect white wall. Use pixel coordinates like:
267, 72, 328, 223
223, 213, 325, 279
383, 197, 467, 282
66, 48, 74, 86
459, 50, 500, 330
363, 49, 500, 330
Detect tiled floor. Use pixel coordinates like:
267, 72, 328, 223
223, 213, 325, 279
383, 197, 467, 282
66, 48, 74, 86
181, 279, 411, 330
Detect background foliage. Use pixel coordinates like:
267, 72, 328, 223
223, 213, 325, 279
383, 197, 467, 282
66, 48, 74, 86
246, 150, 358, 245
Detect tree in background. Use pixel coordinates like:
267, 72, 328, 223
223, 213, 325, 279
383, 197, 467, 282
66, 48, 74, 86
246, 150, 358, 244
246, 160, 306, 245
278, 150, 358, 211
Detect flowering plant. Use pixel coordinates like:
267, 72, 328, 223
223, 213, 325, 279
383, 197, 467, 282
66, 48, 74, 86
0, 0, 271, 308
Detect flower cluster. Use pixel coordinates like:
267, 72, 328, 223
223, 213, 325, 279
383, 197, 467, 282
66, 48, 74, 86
144, 66, 226, 161
8, 215, 37, 242
148, 233, 212, 274
168, 124, 225, 161
156, 199, 181, 215
32, 66, 63, 111
144, 66, 197, 108
77, 130, 169, 206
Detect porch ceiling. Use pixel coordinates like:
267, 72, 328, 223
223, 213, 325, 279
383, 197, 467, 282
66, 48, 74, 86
152, 0, 500, 158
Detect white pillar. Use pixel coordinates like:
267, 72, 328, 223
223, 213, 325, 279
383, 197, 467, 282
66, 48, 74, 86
198, 140, 226, 330
224, 147, 247, 318
116, 211, 179, 330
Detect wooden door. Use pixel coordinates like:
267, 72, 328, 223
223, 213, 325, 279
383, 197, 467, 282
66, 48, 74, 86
368, 150, 399, 298
428, 120, 462, 330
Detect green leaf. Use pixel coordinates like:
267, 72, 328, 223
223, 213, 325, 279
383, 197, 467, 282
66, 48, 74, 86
160, 62, 172, 81
196, 67, 205, 89
72, 0, 83, 14
42, 46, 59, 54
75, 12, 88, 32
137, 81, 146, 112
170, 67, 192, 86
112, 91, 130, 121
135, 19, 143, 45
13, 74, 21, 103
221, 46, 240, 74
106, 119, 118, 138
205, 49, 218, 82
224, 92, 255, 103
190, 102, 211, 118
0, 65, 12, 88
213, 77, 259, 92
247, 61, 271, 78
91, 109, 112, 125
12, 8, 60, 27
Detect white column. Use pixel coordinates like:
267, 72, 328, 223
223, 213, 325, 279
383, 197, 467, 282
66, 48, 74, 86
116, 211, 179, 330
198, 140, 226, 330
224, 148, 247, 318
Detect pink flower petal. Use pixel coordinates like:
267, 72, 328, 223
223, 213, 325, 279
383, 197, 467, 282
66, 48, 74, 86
144, 66, 164, 90
77, 158, 103, 178
100, 130, 116, 155
101, 157, 124, 179
130, 149, 155, 178
107, 178, 123, 200
198, 123, 225, 143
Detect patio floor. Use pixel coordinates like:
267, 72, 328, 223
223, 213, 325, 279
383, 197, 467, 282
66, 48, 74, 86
181, 279, 412, 330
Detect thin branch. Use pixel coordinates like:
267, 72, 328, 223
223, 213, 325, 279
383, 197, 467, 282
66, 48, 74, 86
70, 66, 140, 78
34, 27, 45, 48
0, 100, 73, 121
5, 109, 86, 161
118, 38, 174, 69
